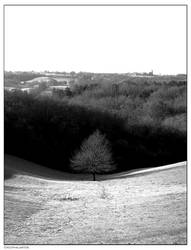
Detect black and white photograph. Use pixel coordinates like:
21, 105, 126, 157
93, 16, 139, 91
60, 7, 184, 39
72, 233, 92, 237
1, 0, 189, 246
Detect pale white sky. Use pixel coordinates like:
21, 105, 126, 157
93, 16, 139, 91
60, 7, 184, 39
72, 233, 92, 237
5, 5, 186, 74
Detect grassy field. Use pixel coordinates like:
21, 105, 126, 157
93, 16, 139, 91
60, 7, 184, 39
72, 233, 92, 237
4, 155, 187, 244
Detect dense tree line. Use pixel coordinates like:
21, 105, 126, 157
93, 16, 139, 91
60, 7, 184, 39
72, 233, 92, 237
4, 77, 187, 175
68, 80, 186, 132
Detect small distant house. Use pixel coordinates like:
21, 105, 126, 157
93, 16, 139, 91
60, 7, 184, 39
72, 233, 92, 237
4, 87, 17, 92
149, 70, 154, 76
20, 88, 32, 93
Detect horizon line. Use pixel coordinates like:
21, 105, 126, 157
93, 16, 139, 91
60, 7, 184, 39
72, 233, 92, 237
4, 70, 187, 76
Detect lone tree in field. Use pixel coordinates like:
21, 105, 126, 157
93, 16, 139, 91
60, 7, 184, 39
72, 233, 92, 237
70, 130, 115, 181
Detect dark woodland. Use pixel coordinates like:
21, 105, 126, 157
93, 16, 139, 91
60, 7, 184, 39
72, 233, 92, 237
4, 72, 187, 175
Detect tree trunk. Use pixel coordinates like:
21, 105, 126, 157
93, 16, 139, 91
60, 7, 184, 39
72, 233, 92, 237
93, 173, 96, 181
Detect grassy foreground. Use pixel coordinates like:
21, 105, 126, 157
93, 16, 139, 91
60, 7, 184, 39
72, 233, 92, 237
4, 155, 187, 244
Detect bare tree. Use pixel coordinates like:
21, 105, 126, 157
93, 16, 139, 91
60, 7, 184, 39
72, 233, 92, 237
70, 130, 115, 181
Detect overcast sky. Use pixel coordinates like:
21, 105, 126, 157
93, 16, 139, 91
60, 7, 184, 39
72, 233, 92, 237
5, 5, 186, 74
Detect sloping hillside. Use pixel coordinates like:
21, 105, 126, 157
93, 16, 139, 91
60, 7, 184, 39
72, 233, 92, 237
4, 155, 187, 244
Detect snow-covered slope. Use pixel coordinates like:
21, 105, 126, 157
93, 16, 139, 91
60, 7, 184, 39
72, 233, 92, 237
4, 155, 187, 244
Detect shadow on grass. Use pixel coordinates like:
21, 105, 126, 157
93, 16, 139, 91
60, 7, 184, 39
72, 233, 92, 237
4, 168, 15, 180
4, 154, 93, 181
4, 154, 186, 182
